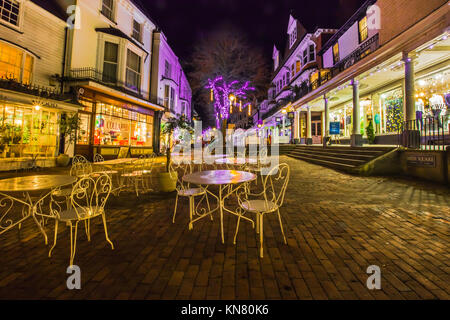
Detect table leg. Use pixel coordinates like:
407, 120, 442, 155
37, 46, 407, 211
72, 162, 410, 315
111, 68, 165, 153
219, 185, 224, 244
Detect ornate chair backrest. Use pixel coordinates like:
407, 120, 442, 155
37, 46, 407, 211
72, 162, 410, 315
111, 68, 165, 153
94, 153, 104, 163
262, 163, 290, 209
169, 160, 192, 192
69, 173, 112, 220
73, 154, 88, 164
70, 161, 93, 177
0, 193, 31, 233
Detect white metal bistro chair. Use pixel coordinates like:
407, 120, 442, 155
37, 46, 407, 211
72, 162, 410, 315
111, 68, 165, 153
73, 154, 88, 164
233, 163, 290, 258
93, 153, 104, 163
46, 173, 114, 266
120, 158, 148, 196
171, 161, 211, 229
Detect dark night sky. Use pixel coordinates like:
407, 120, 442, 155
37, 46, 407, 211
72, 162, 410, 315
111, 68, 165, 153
139, 0, 367, 65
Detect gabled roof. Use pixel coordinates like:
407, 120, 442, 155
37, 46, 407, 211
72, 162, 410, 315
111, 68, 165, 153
272, 45, 279, 59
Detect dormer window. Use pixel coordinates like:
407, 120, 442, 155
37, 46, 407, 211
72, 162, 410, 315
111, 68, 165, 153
309, 44, 315, 61
289, 28, 297, 48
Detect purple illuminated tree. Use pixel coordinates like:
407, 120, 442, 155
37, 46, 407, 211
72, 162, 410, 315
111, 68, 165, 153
205, 76, 255, 129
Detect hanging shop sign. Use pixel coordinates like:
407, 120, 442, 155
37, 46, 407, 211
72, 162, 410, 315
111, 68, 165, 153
288, 112, 295, 120
330, 122, 341, 135
275, 117, 281, 123
406, 154, 436, 168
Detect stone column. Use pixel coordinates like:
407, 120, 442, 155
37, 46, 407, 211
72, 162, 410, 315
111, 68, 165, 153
323, 95, 329, 147
306, 106, 312, 145
402, 52, 420, 147
351, 79, 363, 147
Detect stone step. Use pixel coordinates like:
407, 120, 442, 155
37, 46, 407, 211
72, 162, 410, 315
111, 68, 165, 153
289, 151, 366, 166
289, 149, 377, 161
288, 153, 357, 171
292, 146, 389, 156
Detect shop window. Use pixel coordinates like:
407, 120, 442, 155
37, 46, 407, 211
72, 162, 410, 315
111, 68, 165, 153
132, 19, 142, 42
103, 42, 118, 83
101, 0, 114, 21
332, 43, 339, 64
358, 16, 368, 43
0, 0, 20, 26
94, 106, 153, 147
0, 41, 34, 83
126, 49, 141, 91
77, 113, 90, 145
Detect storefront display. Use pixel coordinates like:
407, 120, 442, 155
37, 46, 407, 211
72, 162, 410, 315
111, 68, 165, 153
0, 103, 59, 158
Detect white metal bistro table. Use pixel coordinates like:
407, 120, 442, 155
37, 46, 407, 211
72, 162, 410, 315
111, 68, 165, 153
182, 170, 256, 243
92, 158, 135, 166
0, 175, 77, 244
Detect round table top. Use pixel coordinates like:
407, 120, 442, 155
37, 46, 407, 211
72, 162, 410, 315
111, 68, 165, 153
0, 175, 77, 192
94, 158, 135, 165
215, 157, 258, 165
183, 170, 256, 185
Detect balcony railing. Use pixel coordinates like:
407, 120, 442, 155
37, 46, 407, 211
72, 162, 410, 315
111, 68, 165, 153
0, 75, 76, 102
399, 116, 449, 150
67, 68, 165, 108
331, 33, 380, 77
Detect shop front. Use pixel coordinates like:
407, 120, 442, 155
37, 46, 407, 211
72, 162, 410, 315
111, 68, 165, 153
75, 89, 159, 160
0, 92, 80, 171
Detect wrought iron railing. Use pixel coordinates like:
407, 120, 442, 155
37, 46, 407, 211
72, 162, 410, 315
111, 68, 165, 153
0, 75, 75, 101
67, 68, 165, 107
398, 116, 449, 150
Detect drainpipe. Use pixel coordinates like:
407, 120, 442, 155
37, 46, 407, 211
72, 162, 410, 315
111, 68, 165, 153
61, 26, 68, 95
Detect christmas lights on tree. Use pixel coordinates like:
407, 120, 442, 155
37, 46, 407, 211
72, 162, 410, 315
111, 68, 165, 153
206, 76, 255, 128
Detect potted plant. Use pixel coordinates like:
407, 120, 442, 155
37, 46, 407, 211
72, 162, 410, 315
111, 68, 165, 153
0, 124, 13, 157
158, 114, 193, 192
366, 121, 376, 145
57, 113, 81, 166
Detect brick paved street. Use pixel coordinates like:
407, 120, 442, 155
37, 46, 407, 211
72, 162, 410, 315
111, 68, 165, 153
0, 156, 448, 300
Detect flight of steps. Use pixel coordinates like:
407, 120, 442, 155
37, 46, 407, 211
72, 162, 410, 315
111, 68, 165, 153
287, 145, 396, 172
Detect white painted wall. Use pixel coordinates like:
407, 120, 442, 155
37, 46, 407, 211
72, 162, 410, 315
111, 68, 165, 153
323, 47, 334, 68
0, 1, 66, 88
338, 22, 359, 61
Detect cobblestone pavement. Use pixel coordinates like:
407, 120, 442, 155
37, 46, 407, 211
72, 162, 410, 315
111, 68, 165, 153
0, 156, 448, 300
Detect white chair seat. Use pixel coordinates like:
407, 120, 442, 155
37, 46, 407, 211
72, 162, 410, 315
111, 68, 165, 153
241, 200, 278, 213
177, 188, 205, 197
58, 207, 104, 221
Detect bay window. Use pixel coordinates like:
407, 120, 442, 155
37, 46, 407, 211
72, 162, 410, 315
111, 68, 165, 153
0, 41, 34, 84
103, 42, 118, 83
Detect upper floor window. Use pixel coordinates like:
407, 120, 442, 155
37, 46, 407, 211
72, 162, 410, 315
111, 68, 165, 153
303, 49, 307, 65
359, 16, 368, 43
132, 20, 142, 42
101, 0, 114, 21
125, 49, 141, 91
296, 60, 301, 73
164, 85, 170, 108
309, 44, 315, 61
286, 71, 290, 84
0, 41, 34, 84
291, 63, 295, 77
103, 42, 118, 83
170, 87, 175, 110
164, 60, 171, 78
0, 0, 20, 26
333, 43, 339, 64
289, 28, 297, 48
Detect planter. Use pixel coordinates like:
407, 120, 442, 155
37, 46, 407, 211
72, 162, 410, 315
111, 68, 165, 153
158, 171, 177, 192
56, 154, 70, 167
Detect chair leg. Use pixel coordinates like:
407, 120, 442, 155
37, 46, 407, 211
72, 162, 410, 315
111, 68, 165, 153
188, 197, 194, 230
172, 194, 179, 223
84, 219, 91, 242
69, 221, 79, 266
48, 220, 58, 257
277, 209, 287, 244
233, 215, 241, 245
259, 214, 264, 258
101, 214, 114, 250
